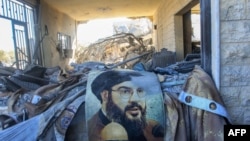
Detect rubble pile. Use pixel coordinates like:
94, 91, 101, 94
74, 33, 154, 69
0, 53, 200, 130
0, 40, 230, 141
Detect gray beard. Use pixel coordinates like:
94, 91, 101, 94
106, 93, 147, 137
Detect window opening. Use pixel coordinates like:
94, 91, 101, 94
57, 32, 72, 58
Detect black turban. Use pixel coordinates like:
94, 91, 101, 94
91, 70, 143, 102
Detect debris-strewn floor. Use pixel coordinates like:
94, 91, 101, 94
0, 32, 230, 140
0, 60, 229, 141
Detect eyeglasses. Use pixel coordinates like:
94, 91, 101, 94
111, 87, 145, 99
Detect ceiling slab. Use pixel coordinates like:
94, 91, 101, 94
43, 0, 162, 21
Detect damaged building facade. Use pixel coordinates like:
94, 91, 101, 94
38, 0, 250, 125
0, 0, 250, 139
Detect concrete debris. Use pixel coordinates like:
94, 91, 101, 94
74, 33, 153, 69
0, 62, 229, 141
0, 50, 200, 130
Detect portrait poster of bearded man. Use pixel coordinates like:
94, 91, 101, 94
85, 69, 165, 141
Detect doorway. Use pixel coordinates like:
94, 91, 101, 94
175, 0, 211, 75
182, 3, 201, 58
0, 0, 36, 69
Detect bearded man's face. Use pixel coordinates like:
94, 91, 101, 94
106, 81, 147, 137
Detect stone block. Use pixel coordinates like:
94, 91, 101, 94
221, 42, 250, 65
220, 87, 241, 106
221, 66, 250, 87
221, 20, 250, 42
220, 0, 248, 20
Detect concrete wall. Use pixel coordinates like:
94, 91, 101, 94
40, 0, 77, 69
219, 0, 250, 124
